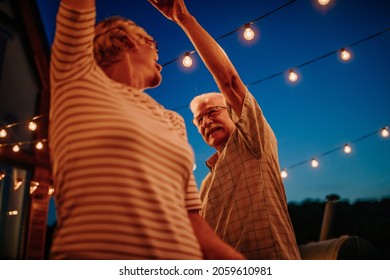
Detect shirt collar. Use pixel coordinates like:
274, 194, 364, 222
205, 152, 219, 171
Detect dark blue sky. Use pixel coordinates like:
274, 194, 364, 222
37, 0, 389, 216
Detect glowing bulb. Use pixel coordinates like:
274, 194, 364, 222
281, 169, 288, 179
381, 127, 389, 138
0, 129, 7, 138
343, 144, 352, 154
14, 178, 23, 190
340, 48, 351, 61
318, 0, 330, 5
12, 145, 20, 152
35, 141, 44, 150
8, 210, 18, 216
311, 158, 319, 168
0, 171, 5, 181
193, 163, 197, 171
30, 181, 39, 194
182, 53, 193, 68
28, 121, 37, 131
48, 186, 55, 196
288, 69, 299, 82
243, 26, 255, 41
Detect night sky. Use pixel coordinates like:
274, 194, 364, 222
35, 0, 390, 224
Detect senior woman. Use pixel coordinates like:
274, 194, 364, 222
49, 0, 244, 260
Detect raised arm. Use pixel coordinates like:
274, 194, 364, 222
148, 0, 247, 117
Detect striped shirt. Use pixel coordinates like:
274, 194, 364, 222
49, 3, 202, 260
200, 91, 301, 260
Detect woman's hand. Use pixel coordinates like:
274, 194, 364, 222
147, 0, 189, 23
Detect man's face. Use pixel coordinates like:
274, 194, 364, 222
193, 96, 235, 151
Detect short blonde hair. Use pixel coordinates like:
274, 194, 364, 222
189, 92, 226, 114
94, 16, 154, 68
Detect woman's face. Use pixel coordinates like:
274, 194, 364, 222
102, 39, 162, 90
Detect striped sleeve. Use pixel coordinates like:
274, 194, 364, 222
164, 110, 202, 211
51, 3, 96, 85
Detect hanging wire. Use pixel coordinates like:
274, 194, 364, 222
282, 126, 389, 171
161, 0, 298, 67
169, 27, 389, 111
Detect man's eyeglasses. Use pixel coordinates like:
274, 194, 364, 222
192, 106, 227, 127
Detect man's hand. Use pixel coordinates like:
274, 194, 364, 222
147, 0, 189, 23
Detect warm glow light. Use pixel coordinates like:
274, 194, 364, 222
243, 26, 255, 41
14, 178, 23, 190
288, 69, 299, 82
35, 141, 44, 150
340, 48, 351, 61
381, 127, 389, 138
311, 158, 319, 168
0, 129, 7, 138
8, 210, 18, 216
318, 0, 330, 5
12, 145, 20, 152
48, 186, 55, 196
344, 144, 352, 154
28, 121, 37, 131
182, 53, 193, 68
281, 169, 288, 178
0, 171, 5, 181
30, 181, 39, 194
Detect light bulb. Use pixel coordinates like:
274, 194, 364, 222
193, 163, 197, 171
0, 129, 7, 138
288, 69, 299, 82
381, 127, 389, 138
14, 178, 23, 190
36, 141, 44, 150
343, 144, 352, 154
281, 169, 288, 178
28, 121, 37, 131
182, 53, 193, 68
243, 26, 255, 41
318, 0, 330, 5
48, 186, 55, 196
311, 158, 319, 168
8, 210, 18, 216
30, 181, 39, 194
340, 48, 351, 61
0, 171, 5, 181
12, 145, 20, 152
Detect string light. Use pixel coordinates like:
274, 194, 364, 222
318, 0, 330, 5
182, 52, 193, 68
13, 178, 23, 190
0, 129, 7, 138
288, 69, 299, 82
0, 171, 5, 181
28, 121, 38, 131
48, 185, 55, 196
311, 158, 319, 168
35, 141, 44, 150
343, 144, 352, 154
243, 24, 255, 41
340, 48, 351, 61
12, 144, 20, 153
161, 0, 298, 67
8, 210, 18, 216
381, 127, 389, 138
280, 126, 388, 179
281, 169, 288, 179
30, 181, 39, 194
